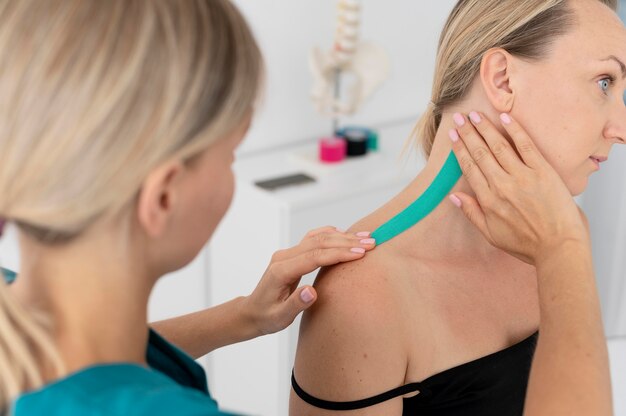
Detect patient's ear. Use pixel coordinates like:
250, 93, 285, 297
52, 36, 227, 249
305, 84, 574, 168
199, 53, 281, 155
480, 48, 516, 113
137, 160, 184, 238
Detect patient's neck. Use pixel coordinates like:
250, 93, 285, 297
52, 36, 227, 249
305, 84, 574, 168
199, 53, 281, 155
397, 111, 519, 265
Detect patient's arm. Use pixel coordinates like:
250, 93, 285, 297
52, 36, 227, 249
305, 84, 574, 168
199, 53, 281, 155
524, 241, 612, 416
290, 257, 409, 416
450, 113, 612, 416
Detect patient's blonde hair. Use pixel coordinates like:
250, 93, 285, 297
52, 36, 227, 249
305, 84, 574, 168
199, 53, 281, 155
0, 0, 262, 410
416, 0, 618, 156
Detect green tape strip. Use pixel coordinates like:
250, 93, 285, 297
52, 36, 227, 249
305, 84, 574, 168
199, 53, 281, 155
1, 267, 16, 284
372, 151, 462, 245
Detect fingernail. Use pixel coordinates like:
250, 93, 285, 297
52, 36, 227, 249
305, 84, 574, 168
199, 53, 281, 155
469, 111, 481, 124
449, 129, 460, 142
360, 238, 375, 245
500, 113, 512, 125
453, 113, 465, 127
355, 231, 370, 237
335, 228, 345, 233
300, 288, 315, 303
449, 194, 462, 208
351, 247, 366, 254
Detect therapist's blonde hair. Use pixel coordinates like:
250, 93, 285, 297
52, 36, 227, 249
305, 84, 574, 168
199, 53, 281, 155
416, 0, 618, 156
0, 0, 262, 410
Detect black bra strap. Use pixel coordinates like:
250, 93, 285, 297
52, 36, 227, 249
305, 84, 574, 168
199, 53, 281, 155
291, 370, 422, 411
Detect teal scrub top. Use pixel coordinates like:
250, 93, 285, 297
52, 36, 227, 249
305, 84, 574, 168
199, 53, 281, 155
1, 267, 239, 416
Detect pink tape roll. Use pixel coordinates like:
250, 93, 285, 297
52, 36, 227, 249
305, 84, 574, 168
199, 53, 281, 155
319, 137, 346, 163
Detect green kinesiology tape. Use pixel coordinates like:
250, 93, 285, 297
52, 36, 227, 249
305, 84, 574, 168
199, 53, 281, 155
371, 151, 462, 245
0, 267, 16, 284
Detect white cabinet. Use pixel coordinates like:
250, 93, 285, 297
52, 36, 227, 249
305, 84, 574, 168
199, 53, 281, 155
206, 121, 422, 416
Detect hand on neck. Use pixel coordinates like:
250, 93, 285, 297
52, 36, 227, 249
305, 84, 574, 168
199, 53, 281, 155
401, 104, 519, 264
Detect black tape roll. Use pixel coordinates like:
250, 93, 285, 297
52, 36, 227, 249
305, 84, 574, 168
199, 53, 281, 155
344, 129, 368, 157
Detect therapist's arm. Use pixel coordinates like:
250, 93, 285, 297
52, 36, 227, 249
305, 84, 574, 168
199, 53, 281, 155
151, 226, 376, 358
449, 112, 612, 416
151, 296, 260, 359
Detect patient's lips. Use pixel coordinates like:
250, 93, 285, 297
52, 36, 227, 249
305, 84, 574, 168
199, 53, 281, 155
589, 155, 608, 170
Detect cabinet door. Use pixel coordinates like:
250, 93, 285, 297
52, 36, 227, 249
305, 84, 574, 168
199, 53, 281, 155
206, 185, 286, 416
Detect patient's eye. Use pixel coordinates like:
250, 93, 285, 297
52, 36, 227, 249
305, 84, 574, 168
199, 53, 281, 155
598, 77, 613, 95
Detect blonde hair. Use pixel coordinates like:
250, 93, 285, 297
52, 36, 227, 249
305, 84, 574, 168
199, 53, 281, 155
0, 0, 262, 410
415, 0, 618, 157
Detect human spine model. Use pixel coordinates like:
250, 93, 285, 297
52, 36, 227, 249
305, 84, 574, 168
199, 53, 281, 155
310, 0, 390, 121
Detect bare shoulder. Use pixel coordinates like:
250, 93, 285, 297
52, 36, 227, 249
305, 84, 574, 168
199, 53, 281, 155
290, 249, 409, 415
314, 244, 403, 307
305, 215, 409, 313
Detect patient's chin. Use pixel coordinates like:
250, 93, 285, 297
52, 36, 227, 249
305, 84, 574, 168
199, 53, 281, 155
568, 178, 588, 198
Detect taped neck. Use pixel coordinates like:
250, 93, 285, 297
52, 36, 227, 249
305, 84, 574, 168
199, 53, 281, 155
371, 151, 461, 245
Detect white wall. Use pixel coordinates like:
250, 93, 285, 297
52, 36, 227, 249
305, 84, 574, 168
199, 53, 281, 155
581, 146, 626, 338
0, 225, 19, 272
232, 0, 457, 155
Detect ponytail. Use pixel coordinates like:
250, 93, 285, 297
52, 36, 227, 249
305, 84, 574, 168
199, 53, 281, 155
0, 267, 63, 412
412, 101, 442, 158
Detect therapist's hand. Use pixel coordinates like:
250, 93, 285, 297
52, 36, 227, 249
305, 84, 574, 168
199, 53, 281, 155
448, 111, 589, 265
244, 226, 376, 336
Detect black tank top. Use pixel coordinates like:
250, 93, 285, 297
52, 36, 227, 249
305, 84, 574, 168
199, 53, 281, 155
292, 331, 538, 415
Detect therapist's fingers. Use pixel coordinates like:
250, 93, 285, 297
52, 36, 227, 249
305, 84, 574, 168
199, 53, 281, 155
284, 285, 318, 321
254, 284, 319, 335
273, 228, 374, 262
300, 227, 373, 248
464, 111, 527, 174
254, 247, 372, 334
250, 228, 376, 335
268, 246, 372, 286
270, 226, 339, 261
251, 227, 376, 334
303, 225, 341, 237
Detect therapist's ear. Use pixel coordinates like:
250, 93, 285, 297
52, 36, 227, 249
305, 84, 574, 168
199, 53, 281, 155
480, 48, 516, 113
137, 161, 184, 238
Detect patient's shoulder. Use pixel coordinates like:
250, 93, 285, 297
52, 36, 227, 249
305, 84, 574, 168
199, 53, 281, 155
311, 246, 406, 321
296, 212, 416, 353
292, 249, 410, 411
